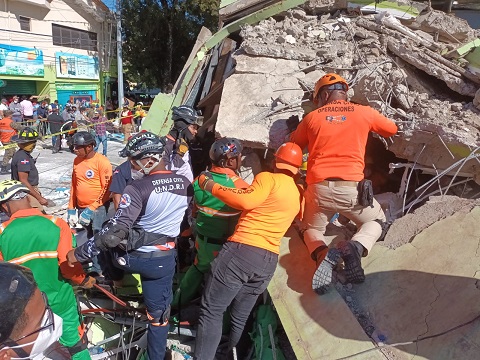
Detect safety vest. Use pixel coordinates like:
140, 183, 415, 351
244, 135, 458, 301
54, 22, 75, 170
0, 215, 78, 317
0, 118, 16, 143
194, 172, 242, 239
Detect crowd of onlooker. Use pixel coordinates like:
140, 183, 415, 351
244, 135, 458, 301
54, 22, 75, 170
0, 95, 149, 157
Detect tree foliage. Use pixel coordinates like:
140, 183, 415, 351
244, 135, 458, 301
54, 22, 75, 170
121, 0, 219, 90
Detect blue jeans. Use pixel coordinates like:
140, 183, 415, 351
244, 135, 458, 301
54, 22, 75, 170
114, 250, 176, 360
194, 242, 278, 360
94, 134, 107, 156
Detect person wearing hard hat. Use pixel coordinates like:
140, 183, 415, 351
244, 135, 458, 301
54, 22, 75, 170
0, 180, 93, 360
193, 142, 302, 360
67, 131, 112, 240
164, 105, 203, 182
172, 137, 249, 309
289, 73, 398, 295
10, 127, 50, 210
0, 110, 23, 174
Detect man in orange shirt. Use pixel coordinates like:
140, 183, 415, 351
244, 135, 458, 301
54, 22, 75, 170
67, 131, 112, 273
193, 142, 302, 360
290, 73, 398, 295
0, 110, 22, 174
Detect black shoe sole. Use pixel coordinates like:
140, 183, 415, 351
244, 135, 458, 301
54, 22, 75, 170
312, 248, 341, 295
338, 241, 365, 284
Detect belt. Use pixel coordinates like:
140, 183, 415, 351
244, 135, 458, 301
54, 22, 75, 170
130, 249, 175, 258
197, 233, 227, 245
319, 180, 358, 187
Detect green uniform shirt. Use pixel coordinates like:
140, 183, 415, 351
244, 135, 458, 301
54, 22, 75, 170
194, 168, 246, 239
0, 211, 78, 317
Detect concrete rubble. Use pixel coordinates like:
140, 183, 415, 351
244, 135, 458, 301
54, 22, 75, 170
207, 5, 480, 193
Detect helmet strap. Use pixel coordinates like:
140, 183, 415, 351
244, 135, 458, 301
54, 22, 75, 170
135, 154, 161, 175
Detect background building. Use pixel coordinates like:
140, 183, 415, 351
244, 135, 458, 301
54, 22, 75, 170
0, 0, 115, 105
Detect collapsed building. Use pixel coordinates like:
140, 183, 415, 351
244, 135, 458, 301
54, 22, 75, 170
143, 0, 480, 223
141, 1, 480, 358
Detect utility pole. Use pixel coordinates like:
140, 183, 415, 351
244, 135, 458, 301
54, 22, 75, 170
116, 0, 124, 112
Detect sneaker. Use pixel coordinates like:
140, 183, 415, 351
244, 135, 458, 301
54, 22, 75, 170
312, 248, 341, 295
338, 241, 365, 284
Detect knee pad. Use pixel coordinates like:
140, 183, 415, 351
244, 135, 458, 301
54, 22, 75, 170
146, 305, 171, 327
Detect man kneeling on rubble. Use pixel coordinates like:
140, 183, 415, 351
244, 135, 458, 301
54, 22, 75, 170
290, 73, 397, 294
67, 132, 192, 360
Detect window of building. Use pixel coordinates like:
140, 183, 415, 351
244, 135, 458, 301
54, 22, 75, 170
52, 24, 97, 51
19, 16, 31, 32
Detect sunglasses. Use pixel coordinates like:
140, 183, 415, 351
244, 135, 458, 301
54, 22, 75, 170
0, 292, 54, 348
324, 83, 347, 91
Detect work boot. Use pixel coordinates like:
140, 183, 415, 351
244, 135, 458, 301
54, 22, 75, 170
312, 246, 341, 295
338, 240, 365, 284
0, 165, 8, 174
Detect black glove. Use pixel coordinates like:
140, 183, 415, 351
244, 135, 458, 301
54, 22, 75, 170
286, 115, 300, 133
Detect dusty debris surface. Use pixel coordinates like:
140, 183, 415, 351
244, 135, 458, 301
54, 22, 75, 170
210, 5, 480, 192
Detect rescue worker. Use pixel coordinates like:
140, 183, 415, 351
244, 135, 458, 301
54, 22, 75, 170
67, 131, 112, 242
0, 263, 66, 360
109, 146, 133, 210
172, 138, 248, 308
194, 142, 302, 360
10, 128, 49, 209
164, 105, 203, 182
67, 132, 193, 360
0, 180, 93, 360
0, 110, 23, 174
289, 73, 398, 294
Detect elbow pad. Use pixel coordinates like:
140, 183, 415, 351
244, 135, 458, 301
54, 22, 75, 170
94, 222, 129, 251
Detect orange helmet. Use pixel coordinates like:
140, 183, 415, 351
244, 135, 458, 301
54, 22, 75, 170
313, 73, 349, 100
274, 142, 303, 175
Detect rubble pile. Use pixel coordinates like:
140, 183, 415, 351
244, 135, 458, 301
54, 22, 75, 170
210, 6, 480, 186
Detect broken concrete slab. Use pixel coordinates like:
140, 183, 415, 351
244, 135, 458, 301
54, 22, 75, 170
216, 72, 303, 149
387, 37, 479, 97
302, 0, 347, 14
405, 9, 477, 43
347, 206, 480, 359
269, 228, 385, 360
384, 195, 480, 248
234, 53, 301, 76
241, 40, 317, 61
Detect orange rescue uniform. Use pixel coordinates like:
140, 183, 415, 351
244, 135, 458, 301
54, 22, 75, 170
290, 100, 397, 184
69, 152, 112, 210
0, 117, 16, 143
211, 172, 301, 254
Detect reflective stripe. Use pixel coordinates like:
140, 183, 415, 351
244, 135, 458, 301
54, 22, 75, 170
154, 242, 176, 251
197, 205, 241, 217
0, 129, 14, 132
8, 251, 58, 264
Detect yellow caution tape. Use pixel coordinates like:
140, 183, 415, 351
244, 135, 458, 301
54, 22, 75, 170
0, 107, 149, 151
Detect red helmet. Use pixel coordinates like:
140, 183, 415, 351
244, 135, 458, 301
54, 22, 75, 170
313, 73, 349, 100
274, 142, 302, 175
